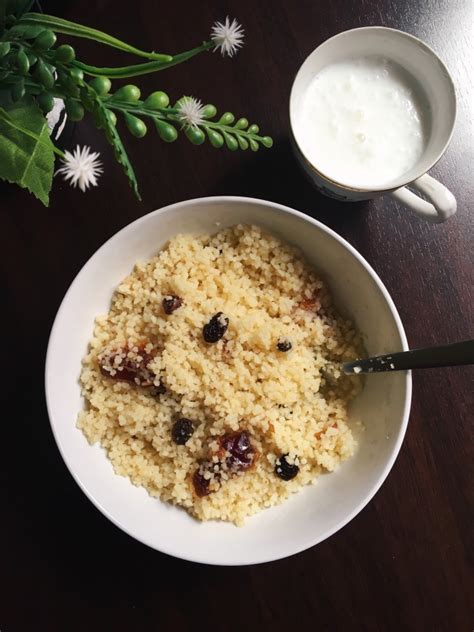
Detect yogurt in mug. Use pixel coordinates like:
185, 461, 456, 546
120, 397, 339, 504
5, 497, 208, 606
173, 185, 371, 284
296, 56, 430, 189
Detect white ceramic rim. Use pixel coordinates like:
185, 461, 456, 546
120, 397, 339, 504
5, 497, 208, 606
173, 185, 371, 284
289, 26, 457, 193
45, 196, 412, 564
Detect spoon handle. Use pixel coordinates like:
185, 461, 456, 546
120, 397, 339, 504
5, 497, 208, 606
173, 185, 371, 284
343, 339, 474, 374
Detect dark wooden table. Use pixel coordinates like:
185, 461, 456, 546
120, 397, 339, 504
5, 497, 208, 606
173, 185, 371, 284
2, 0, 473, 630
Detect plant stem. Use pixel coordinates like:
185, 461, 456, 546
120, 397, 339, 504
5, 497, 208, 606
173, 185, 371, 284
106, 101, 271, 144
14, 13, 172, 61
199, 120, 270, 143
72, 41, 213, 78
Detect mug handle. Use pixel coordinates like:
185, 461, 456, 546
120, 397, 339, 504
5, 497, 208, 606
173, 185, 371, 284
390, 174, 457, 223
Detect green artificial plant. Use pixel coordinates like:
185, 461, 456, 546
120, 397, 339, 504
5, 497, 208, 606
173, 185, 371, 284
0, 2, 272, 204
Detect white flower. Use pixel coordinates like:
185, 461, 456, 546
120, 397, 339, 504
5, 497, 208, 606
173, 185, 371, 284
177, 96, 206, 129
210, 16, 244, 58
56, 145, 102, 192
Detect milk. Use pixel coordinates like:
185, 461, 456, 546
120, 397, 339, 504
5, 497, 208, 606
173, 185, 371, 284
297, 56, 429, 188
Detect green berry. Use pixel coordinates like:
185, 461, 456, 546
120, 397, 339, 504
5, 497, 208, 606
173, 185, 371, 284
36, 92, 55, 113
235, 118, 249, 130
237, 136, 249, 150
261, 136, 273, 148
112, 84, 141, 102
185, 127, 205, 145
223, 132, 238, 151
201, 104, 217, 119
0, 42, 11, 59
65, 98, 85, 121
69, 67, 84, 83
89, 77, 111, 95
218, 112, 235, 125
154, 118, 178, 142
248, 124, 259, 134
11, 79, 25, 102
206, 129, 224, 148
33, 58, 54, 90
249, 138, 259, 152
55, 44, 75, 64
124, 112, 147, 137
144, 91, 169, 109
34, 30, 57, 51
16, 48, 30, 74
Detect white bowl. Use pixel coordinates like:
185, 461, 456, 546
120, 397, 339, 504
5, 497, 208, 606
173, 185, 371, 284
45, 196, 411, 565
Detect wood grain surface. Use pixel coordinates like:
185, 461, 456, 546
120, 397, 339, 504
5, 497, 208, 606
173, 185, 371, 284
1, 1, 472, 630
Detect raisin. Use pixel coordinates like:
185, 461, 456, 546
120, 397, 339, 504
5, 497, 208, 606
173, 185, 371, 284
162, 295, 183, 314
275, 454, 299, 481
191, 431, 257, 497
99, 345, 155, 386
172, 418, 194, 445
277, 338, 292, 352
192, 469, 211, 497
219, 431, 257, 472
203, 312, 229, 343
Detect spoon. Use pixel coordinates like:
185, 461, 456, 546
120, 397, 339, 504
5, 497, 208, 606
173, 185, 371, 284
343, 339, 474, 374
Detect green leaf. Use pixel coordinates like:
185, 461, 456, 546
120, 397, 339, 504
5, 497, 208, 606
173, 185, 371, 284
72, 42, 212, 78
92, 94, 140, 200
0, 94, 55, 205
17, 13, 172, 61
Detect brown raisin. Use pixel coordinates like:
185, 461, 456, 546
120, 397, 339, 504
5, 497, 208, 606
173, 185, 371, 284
162, 295, 183, 314
219, 431, 257, 472
192, 469, 211, 497
203, 312, 229, 343
191, 430, 257, 497
99, 345, 155, 386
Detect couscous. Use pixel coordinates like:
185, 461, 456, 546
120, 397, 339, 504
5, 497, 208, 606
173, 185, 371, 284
78, 224, 363, 525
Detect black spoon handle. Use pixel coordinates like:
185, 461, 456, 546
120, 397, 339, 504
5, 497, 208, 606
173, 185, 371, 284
343, 339, 474, 374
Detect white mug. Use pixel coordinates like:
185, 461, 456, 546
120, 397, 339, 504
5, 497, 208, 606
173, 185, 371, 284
289, 27, 457, 223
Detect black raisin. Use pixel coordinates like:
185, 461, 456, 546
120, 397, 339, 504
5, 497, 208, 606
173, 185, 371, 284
277, 339, 292, 352
203, 312, 229, 343
275, 454, 299, 481
162, 295, 183, 314
171, 418, 195, 445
